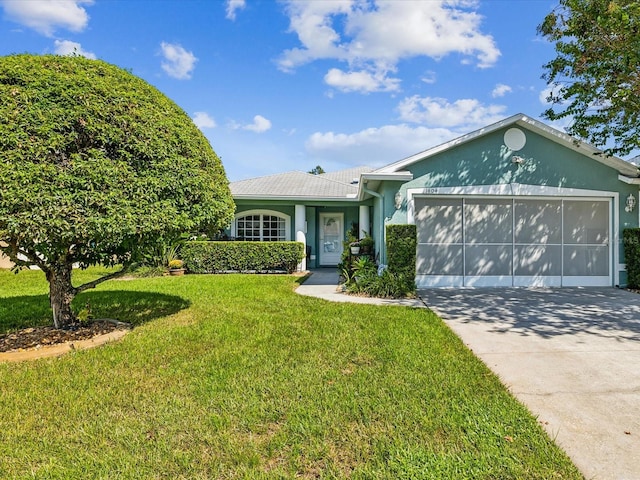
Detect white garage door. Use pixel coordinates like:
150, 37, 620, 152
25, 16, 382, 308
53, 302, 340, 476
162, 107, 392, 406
415, 197, 611, 287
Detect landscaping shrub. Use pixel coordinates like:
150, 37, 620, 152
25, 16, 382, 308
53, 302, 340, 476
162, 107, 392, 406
385, 224, 417, 294
386, 224, 417, 276
623, 228, 640, 288
341, 224, 416, 298
366, 269, 416, 298
182, 241, 305, 274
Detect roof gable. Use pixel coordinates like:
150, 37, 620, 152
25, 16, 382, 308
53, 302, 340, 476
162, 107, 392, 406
375, 113, 640, 178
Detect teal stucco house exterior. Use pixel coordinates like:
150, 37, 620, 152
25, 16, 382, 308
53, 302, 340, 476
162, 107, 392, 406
229, 114, 640, 288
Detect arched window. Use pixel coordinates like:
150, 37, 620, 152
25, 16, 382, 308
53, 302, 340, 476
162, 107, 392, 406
232, 210, 291, 241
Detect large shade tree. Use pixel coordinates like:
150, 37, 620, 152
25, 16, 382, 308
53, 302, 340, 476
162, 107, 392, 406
538, 0, 640, 156
0, 54, 235, 328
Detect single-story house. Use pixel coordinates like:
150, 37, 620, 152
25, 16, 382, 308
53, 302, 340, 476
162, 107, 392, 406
229, 113, 640, 288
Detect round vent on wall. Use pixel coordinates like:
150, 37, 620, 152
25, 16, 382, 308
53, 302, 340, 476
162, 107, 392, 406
504, 128, 526, 151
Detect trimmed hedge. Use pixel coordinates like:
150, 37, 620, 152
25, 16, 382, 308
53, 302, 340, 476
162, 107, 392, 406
623, 228, 640, 288
386, 224, 417, 276
182, 241, 305, 274
385, 224, 417, 294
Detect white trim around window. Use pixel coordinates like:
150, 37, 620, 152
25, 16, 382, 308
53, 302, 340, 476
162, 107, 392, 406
231, 209, 291, 241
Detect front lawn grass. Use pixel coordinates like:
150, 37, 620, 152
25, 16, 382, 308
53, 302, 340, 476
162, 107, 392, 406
0, 269, 583, 479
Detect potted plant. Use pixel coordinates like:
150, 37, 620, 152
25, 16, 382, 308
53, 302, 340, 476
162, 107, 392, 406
343, 224, 360, 256
359, 233, 374, 254
168, 259, 185, 276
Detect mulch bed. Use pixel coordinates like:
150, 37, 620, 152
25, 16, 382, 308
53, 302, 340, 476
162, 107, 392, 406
0, 320, 128, 353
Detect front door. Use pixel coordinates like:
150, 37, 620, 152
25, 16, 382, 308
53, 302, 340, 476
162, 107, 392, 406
319, 213, 343, 266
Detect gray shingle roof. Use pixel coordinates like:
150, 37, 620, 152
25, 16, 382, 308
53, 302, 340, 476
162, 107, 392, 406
320, 166, 373, 184
230, 166, 372, 200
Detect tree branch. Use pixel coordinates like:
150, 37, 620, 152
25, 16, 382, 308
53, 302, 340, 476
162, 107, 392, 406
3, 240, 50, 274
75, 264, 132, 294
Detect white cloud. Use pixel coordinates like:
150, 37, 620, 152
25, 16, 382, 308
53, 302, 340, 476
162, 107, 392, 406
421, 71, 437, 84
306, 123, 459, 167
245, 115, 272, 132
492, 83, 512, 98
160, 42, 197, 80
324, 67, 400, 93
226, 0, 246, 20
278, 1, 351, 72
278, 0, 499, 93
192, 112, 216, 130
232, 115, 272, 133
397, 95, 506, 128
1, 0, 92, 36
53, 39, 96, 59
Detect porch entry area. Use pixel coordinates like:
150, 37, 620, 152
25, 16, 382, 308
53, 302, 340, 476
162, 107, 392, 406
319, 213, 343, 266
415, 196, 612, 287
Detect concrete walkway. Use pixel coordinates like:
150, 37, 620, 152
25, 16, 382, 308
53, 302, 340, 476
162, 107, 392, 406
297, 271, 640, 480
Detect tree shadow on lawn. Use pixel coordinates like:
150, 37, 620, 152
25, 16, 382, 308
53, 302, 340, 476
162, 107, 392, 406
0, 291, 190, 334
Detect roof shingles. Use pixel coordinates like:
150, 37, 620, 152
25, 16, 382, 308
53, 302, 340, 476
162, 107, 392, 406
230, 167, 372, 199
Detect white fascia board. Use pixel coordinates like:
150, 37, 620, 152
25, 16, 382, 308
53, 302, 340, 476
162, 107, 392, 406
233, 194, 360, 202
619, 174, 640, 185
357, 171, 414, 200
361, 172, 414, 182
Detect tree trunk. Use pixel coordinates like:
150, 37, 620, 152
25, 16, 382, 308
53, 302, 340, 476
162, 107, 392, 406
47, 264, 77, 329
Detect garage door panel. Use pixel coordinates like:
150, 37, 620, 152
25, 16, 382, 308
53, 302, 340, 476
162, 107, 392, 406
415, 198, 462, 244
465, 245, 512, 276
514, 245, 562, 276
416, 244, 463, 275
515, 200, 562, 244
464, 275, 514, 287
513, 275, 562, 287
465, 199, 513, 244
564, 201, 609, 244
563, 245, 609, 276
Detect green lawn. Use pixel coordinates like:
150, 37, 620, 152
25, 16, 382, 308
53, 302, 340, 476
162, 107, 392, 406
0, 268, 583, 479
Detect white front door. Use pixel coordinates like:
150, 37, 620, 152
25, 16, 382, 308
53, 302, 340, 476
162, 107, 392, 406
319, 213, 343, 266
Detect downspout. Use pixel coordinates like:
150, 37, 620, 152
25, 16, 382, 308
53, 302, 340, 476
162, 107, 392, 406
362, 186, 385, 264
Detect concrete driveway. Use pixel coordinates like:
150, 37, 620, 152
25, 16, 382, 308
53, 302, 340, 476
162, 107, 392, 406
419, 287, 640, 480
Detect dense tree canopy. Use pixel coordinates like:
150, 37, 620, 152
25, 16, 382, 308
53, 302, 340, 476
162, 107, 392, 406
538, 0, 640, 156
0, 54, 235, 328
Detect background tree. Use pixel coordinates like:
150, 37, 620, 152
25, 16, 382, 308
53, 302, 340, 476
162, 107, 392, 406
308, 165, 325, 175
538, 0, 640, 156
0, 54, 235, 328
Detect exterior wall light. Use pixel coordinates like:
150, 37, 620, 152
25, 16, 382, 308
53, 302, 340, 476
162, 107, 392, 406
626, 193, 636, 213
394, 191, 403, 210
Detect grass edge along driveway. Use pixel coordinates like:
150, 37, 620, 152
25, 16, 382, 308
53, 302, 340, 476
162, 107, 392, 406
0, 269, 583, 479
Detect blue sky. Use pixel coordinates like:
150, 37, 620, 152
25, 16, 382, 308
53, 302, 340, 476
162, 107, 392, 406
0, 0, 575, 181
